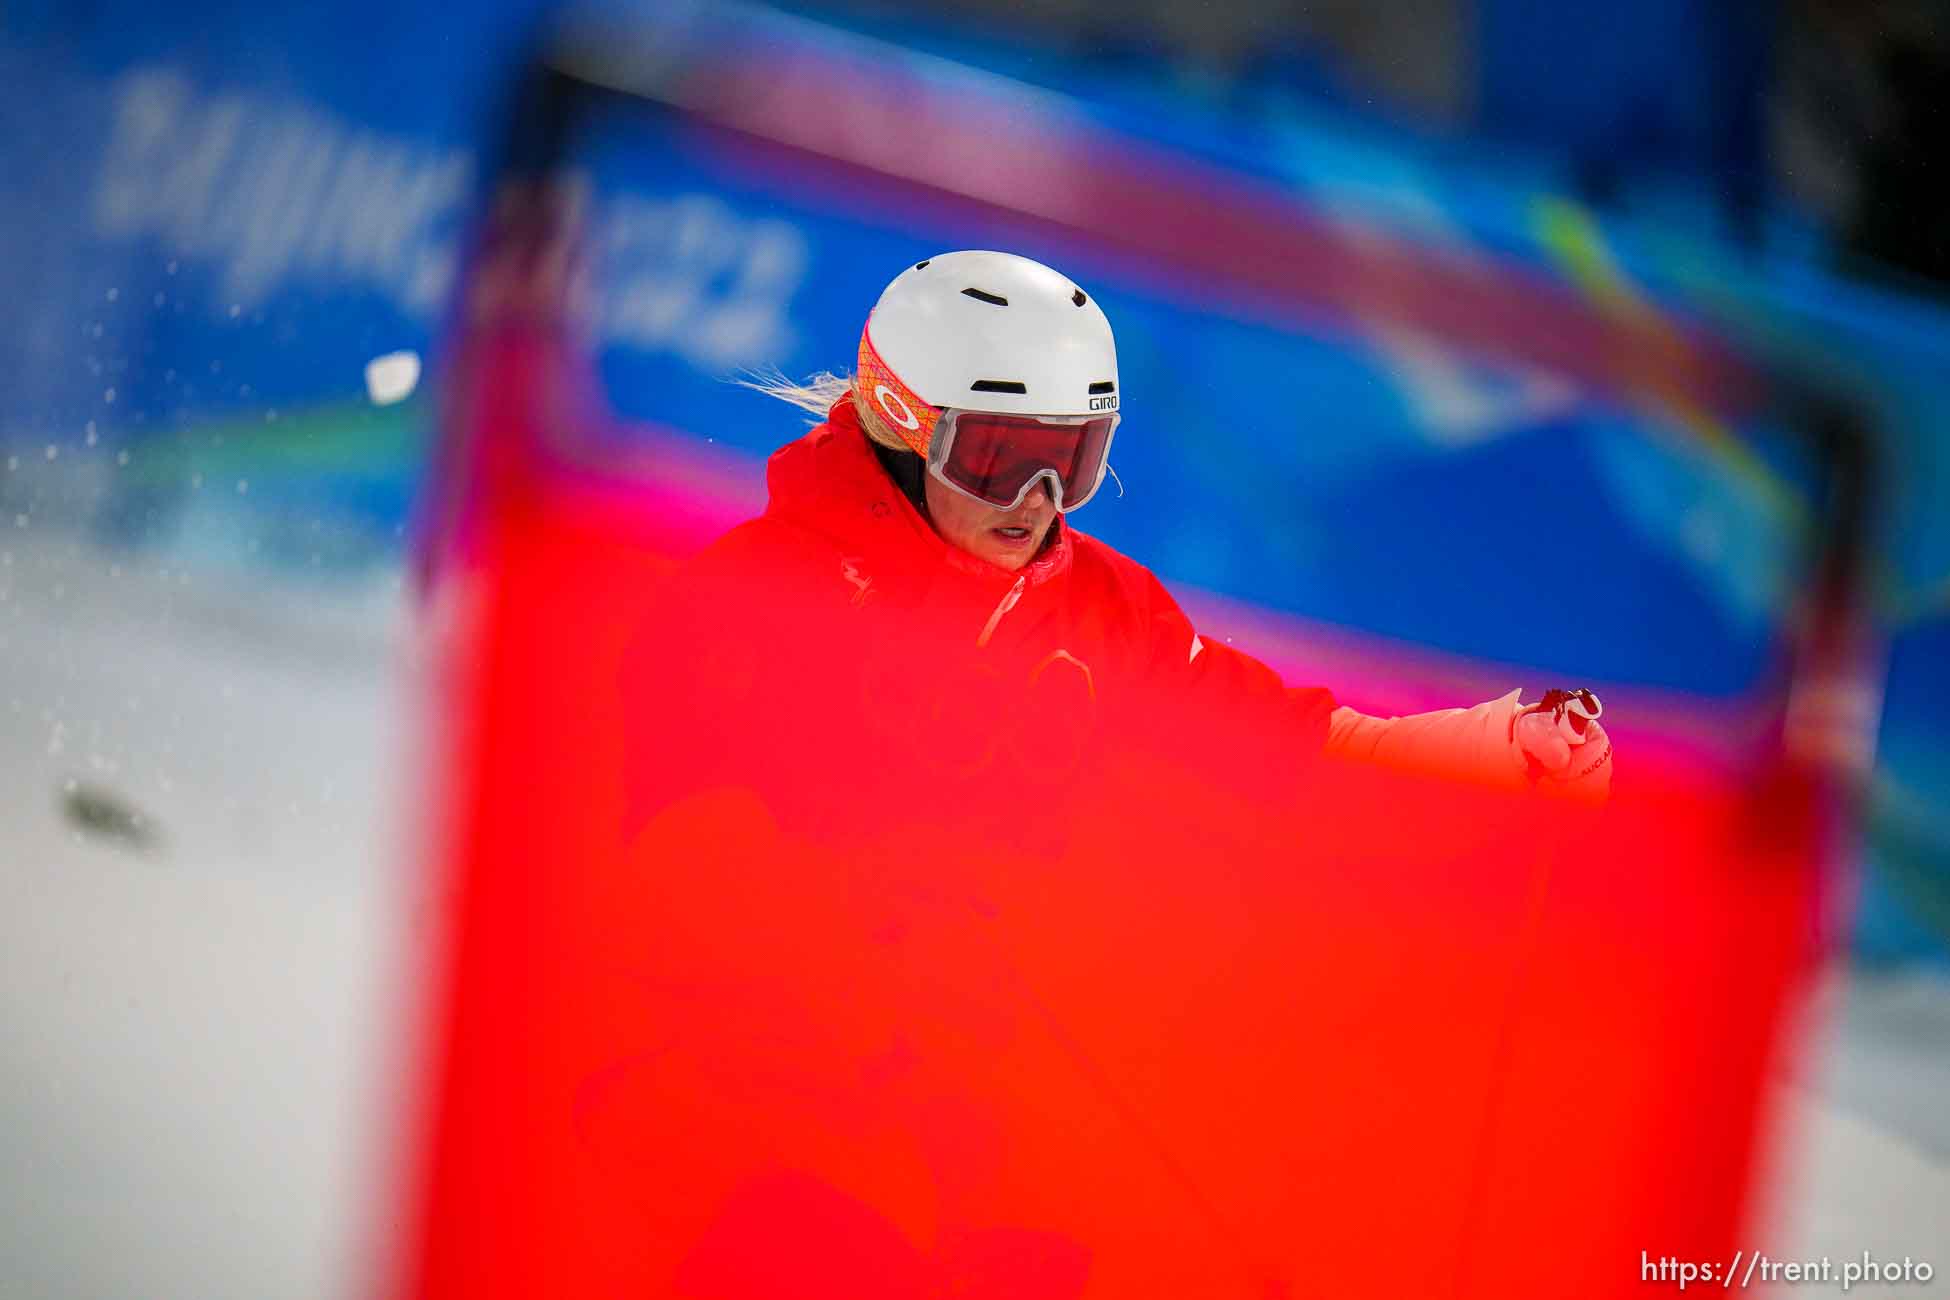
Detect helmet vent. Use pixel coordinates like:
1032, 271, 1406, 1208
970, 380, 1028, 394
961, 287, 1009, 306
1089, 381, 1115, 394
914, 260, 930, 270
1072, 289, 1087, 306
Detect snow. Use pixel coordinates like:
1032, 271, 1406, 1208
0, 535, 417, 1300
364, 351, 421, 407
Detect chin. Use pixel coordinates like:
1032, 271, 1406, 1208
971, 545, 1027, 572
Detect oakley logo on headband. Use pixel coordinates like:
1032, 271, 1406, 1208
873, 384, 920, 431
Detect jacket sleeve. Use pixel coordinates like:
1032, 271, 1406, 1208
1132, 564, 1336, 763
1324, 692, 1529, 788
1131, 561, 1528, 788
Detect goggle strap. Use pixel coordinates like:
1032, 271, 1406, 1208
855, 323, 939, 458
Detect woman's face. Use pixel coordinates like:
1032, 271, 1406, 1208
924, 473, 1057, 572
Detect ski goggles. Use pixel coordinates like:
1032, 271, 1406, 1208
926, 408, 1120, 514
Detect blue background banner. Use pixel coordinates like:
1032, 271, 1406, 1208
3, 0, 1945, 959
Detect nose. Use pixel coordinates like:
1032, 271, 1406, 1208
1024, 478, 1054, 509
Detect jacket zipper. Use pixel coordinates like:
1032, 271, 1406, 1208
975, 575, 1027, 648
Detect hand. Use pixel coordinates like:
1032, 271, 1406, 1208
1512, 689, 1612, 801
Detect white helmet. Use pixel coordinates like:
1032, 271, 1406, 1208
858, 251, 1119, 437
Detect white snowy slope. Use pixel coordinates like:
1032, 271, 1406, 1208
0, 534, 418, 1300
1756, 971, 1950, 1294
0, 532, 1943, 1298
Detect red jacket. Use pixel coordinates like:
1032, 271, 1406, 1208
623, 401, 1337, 838
595, 406, 1587, 1298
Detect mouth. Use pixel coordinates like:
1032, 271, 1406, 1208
991, 524, 1039, 546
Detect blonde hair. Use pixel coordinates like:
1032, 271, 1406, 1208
737, 367, 918, 454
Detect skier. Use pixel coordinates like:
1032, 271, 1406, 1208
593, 251, 1620, 1293
624, 249, 1610, 832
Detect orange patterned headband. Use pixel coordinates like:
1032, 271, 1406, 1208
855, 322, 940, 458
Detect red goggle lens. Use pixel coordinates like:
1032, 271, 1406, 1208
935, 412, 1117, 512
